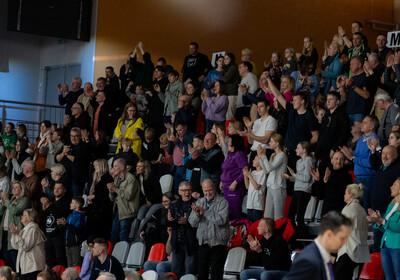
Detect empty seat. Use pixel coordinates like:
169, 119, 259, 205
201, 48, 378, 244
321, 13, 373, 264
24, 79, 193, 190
112, 241, 129, 266
223, 247, 246, 279
148, 243, 166, 262
160, 174, 173, 194
180, 274, 197, 280
142, 270, 158, 280
125, 242, 146, 270
359, 252, 384, 280
80, 241, 88, 258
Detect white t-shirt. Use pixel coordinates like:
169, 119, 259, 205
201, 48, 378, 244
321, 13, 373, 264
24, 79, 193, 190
237, 72, 258, 107
250, 115, 277, 151
246, 169, 266, 211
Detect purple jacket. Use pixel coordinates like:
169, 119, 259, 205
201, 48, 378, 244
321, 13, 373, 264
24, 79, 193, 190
221, 150, 248, 191
202, 95, 229, 122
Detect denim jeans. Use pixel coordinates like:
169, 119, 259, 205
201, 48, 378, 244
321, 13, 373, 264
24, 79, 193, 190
144, 260, 172, 275
240, 268, 288, 280
247, 209, 263, 223
111, 210, 134, 244
172, 242, 197, 278
355, 176, 374, 211
381, 247, 400, 280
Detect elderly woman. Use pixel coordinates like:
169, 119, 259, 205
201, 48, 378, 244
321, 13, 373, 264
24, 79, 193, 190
10, 208, 46, 280
41, 163, 70, 201
220, 134, 248, 220
0, 181, 30, 271
321, 43, 343, 94
367, 178, 400, 280
335, 184, 371, 280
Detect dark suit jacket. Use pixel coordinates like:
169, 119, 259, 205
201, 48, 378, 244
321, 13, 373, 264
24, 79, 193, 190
282, 242, 327, 280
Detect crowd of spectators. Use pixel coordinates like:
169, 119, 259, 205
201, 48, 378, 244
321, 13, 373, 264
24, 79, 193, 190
0, 21, 399, 280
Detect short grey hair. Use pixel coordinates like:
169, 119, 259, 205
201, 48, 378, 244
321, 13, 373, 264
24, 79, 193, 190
178, 181, 192, 191
62, 268, 80, 280
72, 77, 83, 85
374, 89, 391, 102
368, 53, 379, 62
71, 127, 81, 135
51, 164, 66, 176
98, 272, 116, 280
22, 160, 35, 172
124, 271, 143, 280
241, 48, 253, 56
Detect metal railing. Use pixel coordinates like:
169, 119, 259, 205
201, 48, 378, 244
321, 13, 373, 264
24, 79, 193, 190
0, 99, 65, 141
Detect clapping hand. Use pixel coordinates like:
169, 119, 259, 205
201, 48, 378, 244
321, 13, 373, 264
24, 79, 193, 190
367, 208, 383, 224
247, 235, 261, 252
367, 137, 380, 152
257, 145, 266, 158
287, 166, 296, 177
9, 223, 19, 235
310, 167, 320, 181
339, 146, 353, 160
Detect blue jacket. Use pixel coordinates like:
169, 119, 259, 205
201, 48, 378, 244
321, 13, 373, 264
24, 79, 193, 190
353, 134, 378, 177
321, 53, 343, 94
65, 210, 85, 246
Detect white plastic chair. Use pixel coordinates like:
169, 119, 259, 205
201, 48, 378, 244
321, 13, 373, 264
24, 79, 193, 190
223, 247, 246, 279
142, 270, 158, 280
304, 196, 317, 222
242, 195, 247, 214
160, 174, 173, 194
111, 241, 129, 266
125, 242, 146, 270
180, 274, 197, 280
80, 240, 88, 257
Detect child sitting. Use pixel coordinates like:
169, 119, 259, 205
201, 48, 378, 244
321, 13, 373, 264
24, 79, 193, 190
113, 138, 139, 173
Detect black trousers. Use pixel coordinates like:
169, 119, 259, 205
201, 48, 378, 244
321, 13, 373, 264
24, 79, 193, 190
44, 235, 67, 268
287, 191, 311, 237
335, 253, 361, 280
197, 244, 227, 280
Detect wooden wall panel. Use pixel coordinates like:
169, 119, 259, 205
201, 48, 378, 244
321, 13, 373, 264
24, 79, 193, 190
94, 0, 394, 81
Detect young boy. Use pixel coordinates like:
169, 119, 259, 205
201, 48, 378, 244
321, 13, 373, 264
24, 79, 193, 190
62, 196, 85, 267
113, 138, 139, 173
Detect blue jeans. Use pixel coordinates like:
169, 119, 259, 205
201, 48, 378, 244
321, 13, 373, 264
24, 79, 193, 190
240, 268, 288, 280
247, 209, 263, 223
173, 166, 185, 194
381, 247, 400, 280
111, 210, 134, 244
144, 260, 171, 275
172, 242, 197, 278
355, 176, 374, 211
348, 113, 365, 125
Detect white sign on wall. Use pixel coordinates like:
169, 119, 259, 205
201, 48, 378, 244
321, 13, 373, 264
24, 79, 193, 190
211, 51, 226, 67
387, 31, 400, 48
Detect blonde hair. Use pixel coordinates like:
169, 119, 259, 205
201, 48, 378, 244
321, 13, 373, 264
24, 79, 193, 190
302, 36, 315, 56
270, 134, 286, 162
90, 159, 109, 195
51, 164, 66, 177
346, 183, 364, 200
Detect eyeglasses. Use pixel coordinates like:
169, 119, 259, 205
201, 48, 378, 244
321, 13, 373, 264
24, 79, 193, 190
179, 189, 192, 193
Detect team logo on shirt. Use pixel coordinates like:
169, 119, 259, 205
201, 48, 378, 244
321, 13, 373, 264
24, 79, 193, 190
187, 58, 197, 68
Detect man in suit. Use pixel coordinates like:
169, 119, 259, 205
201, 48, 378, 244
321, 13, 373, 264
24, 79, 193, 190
282, 211, 352, 280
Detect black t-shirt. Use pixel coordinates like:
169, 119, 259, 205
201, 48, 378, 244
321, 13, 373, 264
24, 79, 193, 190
259, 235, 291, 271
284, 102, 318, 150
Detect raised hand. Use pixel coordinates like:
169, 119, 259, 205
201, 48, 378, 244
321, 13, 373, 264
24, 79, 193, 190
323, 167, 331, 183
257, 145, 266, 158
310, 167, 320, 181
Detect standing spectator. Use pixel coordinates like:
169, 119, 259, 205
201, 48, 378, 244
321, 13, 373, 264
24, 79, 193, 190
77, 82, 96, 121
1, 123, 17, 153
41, 164, 70, 202
56, 127, 90, 196
258, 134, 288, 220
181, 42, 212, 87
63, 103, 91, 140
384, 52, 400, 105
21, 160, 41, 213
114, 102, 144, 157
201, 80, 229, 133
367, 178, 400, 280
373, 33, 393, 64
174, 95, 197, 133
189, 179, 230, 280
241, 48, 260, 77
203, 55, 224, 95
282, 47, 297, 76
108, 158, 140, 244
10, 208, 46, 280
243, 155, 266, 222
39, 182, 71, 268
296, 36, 318, 70
5, 139, 31, 182
264, 52, 283, 89
33, 120, 52, 178
375, 90, 400, 145
166, 181, 198, 279
236, 61, 258, 124
340, 115, 379, 210
321, 43, 343, 94
105, 66, 120, 93
219, 53, 240, 120
40, 129, 64, 170
220, 135, 248, 220
291, 58, 320, 104
89, 238, 125, 280
0, 181, 30, 271
0, 164, 11, 195
130, 41, 155, 90
58, 77, 83, 117
335, 184, 371, 280
283, 141, 315, 237
92, 91, 113, 139
85, 159, 114, 240
240, 218, 291, 280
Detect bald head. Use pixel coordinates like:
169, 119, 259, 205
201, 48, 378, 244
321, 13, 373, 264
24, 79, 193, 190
382, 145, 397, 167
202, 179, 216, 200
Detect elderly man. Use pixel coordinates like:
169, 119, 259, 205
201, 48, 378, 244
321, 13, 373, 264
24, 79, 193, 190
58, 77, 84, 116
369, 145, 400, 252
22, 160, 41, 212
341, 115, 379, 210
108, 158, 140, 244
311, 151, 353, 216
61, 267, 80, 280
63, 102, 91, 138
90, 238, 124, 280
166, 181, 198, 279
56, 127, 90, 196
77, 82, 96, 120
189, 179, 230, 280
375, 90, 400, 145
187, 132, 224, 189
236, 61, 258, 122
240, 218, 291, 280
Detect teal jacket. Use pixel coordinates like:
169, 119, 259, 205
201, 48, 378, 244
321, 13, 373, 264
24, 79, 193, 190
375, 201, 400, 249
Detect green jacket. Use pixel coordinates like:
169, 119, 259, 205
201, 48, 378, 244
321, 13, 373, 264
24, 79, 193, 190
109, 172, 140, 220
375, 201, 400, 249
0, 196, 30, 250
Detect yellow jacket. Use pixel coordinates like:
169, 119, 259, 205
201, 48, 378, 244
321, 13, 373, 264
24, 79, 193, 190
114, 118, 144, 157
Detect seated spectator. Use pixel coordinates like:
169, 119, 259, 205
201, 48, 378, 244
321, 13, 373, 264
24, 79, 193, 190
139, 127, 164, 173
258, 133, 287, 220
37, 269, 62, 280
335, 184, 370, 280
89, 238, 125, 280
80, 236, 95, 280
240, 218, 291, 280
201, 80, 229, 133
114, 102, 144, 157
0, 164, 11, 195
125, 271, 143, 280
113, 138, 139, 173
383, 52, 400, 105
296, 36, 318, 70
39, 182, 71, 268
220, 134, 248, 220
174, 94, 197, 133
203, 55, 224, 95
282, 47, 297, 76
33, 120, 52, 178
1, 123, 17, 153
10, 208, 46, 280
0, 181, 30, 271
